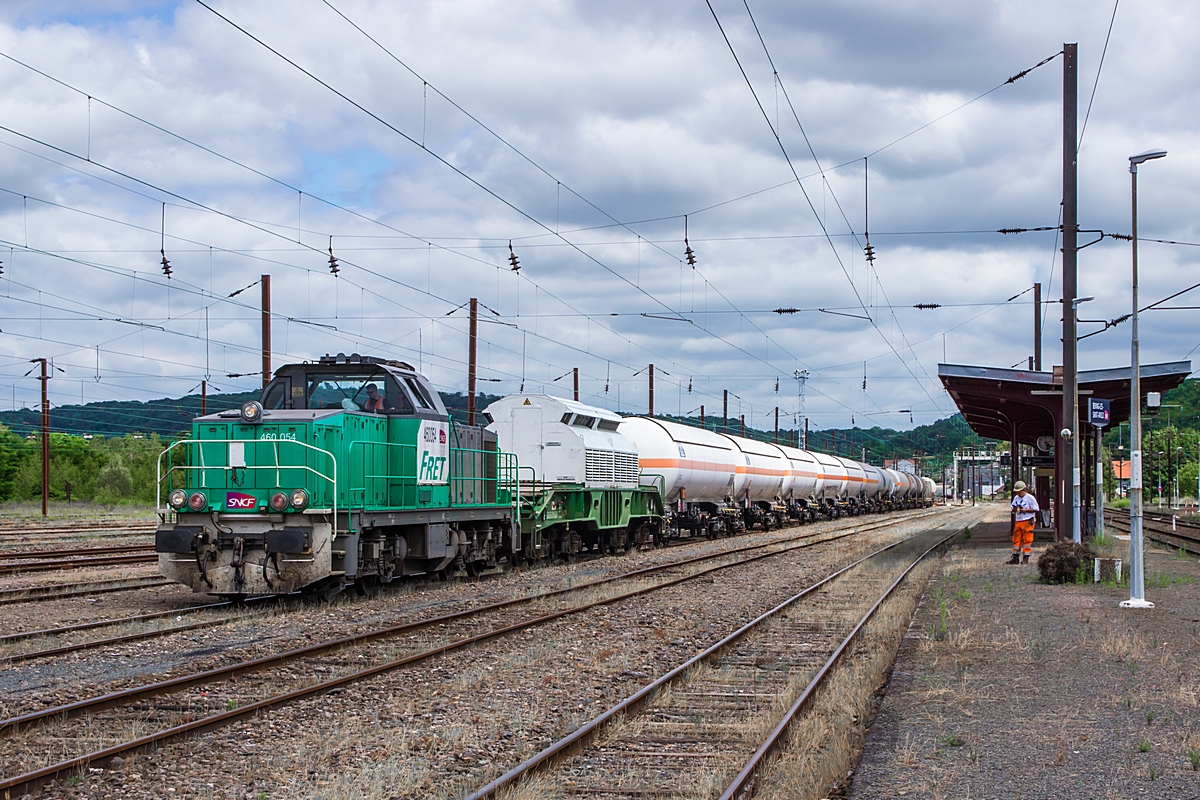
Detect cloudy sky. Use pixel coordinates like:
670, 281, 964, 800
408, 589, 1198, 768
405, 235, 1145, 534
0, 0, 1195, 432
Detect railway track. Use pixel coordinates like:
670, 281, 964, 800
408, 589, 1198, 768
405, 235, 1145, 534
464, 525, 959, 799
0, 507, 954, 795
0, 548, 157, 575
0, 508, 939, 665
1104, 509, 1200, 556
0, 521, 155, 536
0, 575, 173, 606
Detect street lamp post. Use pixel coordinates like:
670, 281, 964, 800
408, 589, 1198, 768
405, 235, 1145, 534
1122, 147, 1166, 611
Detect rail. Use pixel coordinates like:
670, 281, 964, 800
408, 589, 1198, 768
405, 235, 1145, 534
0, 510, 940, 798
462, 516, 960, 799
1105, 509, 1200, 557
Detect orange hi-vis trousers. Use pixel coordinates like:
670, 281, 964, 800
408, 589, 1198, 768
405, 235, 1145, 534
1012, 519, 1034, 555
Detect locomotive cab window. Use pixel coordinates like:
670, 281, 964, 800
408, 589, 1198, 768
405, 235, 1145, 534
402, 375, 434, 409
597, 419, 619, 431
572, 415, 596, 429
262, 379, 289, 410
306, 375, 412, 414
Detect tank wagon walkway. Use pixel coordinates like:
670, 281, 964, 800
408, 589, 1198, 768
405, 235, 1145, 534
848, 508, 1200, 800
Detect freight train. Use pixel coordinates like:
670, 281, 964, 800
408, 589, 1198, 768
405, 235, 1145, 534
155, 356, 933, 598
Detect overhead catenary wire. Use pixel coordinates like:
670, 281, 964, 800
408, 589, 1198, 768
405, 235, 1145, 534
709, 0, 944, 418
195, 0, 851, 420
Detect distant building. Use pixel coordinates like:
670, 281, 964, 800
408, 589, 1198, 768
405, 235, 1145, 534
1112, 459, 1130, 497
885, 458, 916, 474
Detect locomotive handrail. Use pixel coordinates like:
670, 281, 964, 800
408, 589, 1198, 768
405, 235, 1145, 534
157, 438, 338, 540
345, 440, 417, 509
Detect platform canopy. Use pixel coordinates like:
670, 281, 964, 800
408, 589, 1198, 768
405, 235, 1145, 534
938, 361, 1192, 446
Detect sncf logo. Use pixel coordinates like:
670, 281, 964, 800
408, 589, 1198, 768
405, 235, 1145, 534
226, 492, 257, 509
439, 430, 447, 444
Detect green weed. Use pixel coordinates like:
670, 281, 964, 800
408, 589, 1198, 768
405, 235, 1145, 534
933, 601, 950, 641
227, 698, 238, 711
1093, 531, 1115, 549
1146, 710, 1155, 724
1149, 765, 1157, 780
939, 733, 966, 747
1138, 738, 1152, 753
1127, 658, 1139, 675
956, 587, 972, 601
962, 526, 971, 540
1188, 749, 1200, 771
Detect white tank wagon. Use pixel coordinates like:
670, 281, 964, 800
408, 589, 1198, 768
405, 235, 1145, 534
619, 417, 746, 537
483, 395, 662, 557
775, 444, 822, 521
723, 433, 792, 530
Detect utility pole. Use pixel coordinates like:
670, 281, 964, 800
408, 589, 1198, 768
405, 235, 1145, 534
774, 406, 779, 443
1033, 281, 1043, 371
33, 358, 49, 517
573, 368, 579, 402
723, 389, 728, 434
740, 414, 745, 438
648, 364, 654, 417
467, 297, 478, 425
700, 405, 705, 429
1062, 42, 1081, 543
804, 417, 809, 450
201, 379, 207, 417
261, 275, 271, 388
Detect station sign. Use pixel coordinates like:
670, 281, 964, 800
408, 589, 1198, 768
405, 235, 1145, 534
1022, 455, 1055, 468
1089, 398, 1111, 428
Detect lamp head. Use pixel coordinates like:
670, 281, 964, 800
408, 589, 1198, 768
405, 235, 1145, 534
1129, 149, 1167, 172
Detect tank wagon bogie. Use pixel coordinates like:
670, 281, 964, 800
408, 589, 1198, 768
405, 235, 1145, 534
156, 354, 518, 597
483, 395, 663, 558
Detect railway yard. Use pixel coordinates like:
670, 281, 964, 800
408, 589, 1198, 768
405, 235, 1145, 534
2, 3, 1199, 798
1, 504, 1196, 800
0, 505, 988, 799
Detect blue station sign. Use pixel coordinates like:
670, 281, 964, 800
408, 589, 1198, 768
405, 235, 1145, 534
1089, 397, 1111, 428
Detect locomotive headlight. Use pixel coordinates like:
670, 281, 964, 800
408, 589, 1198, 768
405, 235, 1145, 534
187, 491, 208, 511
269, 491, 289, 512
168, 489, 188, 510
240, 400, 264, 424
289, 488, 309, 510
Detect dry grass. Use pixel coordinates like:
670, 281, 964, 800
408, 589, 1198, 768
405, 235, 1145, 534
749, 558, 940, 800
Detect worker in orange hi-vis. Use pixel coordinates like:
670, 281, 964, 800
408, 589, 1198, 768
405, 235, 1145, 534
1008, 480, 1039, 565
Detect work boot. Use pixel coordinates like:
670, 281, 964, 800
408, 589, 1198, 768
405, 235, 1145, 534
1007, 553, 1020, 565
1022, 554, 1030, 564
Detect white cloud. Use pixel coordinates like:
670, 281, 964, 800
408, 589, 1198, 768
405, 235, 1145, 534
0, 0, 1195, 433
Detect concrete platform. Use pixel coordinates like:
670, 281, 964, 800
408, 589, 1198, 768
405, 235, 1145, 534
958, 516, 1055, 550
848, 534, 1200, 799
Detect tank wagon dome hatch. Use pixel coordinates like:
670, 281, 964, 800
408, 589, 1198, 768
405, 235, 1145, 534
223, 352, 449, 422
483, 394, 640, 489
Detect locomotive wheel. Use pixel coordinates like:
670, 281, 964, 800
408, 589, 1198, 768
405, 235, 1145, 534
354, 575, 379, 596
464, 559, 483, 577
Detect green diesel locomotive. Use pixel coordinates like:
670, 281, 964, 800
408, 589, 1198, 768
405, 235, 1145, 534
155, 354, 518, 597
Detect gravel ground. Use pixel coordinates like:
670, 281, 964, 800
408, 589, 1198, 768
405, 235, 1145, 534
20, 507, 975, 799
1, 511, 933, 707
850, 506, 1200, 800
